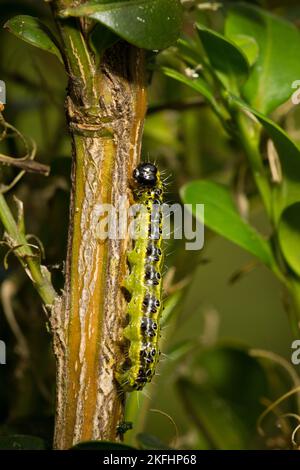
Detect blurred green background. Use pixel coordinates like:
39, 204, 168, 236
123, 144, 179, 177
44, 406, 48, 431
0, 0, 299, 451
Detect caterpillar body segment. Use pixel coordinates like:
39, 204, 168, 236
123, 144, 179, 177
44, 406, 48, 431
116, 163, 164, 392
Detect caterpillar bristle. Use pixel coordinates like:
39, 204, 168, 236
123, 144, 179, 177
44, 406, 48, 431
115, 162, 165, 393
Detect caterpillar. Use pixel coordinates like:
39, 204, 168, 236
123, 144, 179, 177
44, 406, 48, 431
116, 162, 164, 392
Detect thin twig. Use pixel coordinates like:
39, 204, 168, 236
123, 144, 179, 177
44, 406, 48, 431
0, 154, 50, 175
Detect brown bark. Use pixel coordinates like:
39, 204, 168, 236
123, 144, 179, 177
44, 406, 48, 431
51, 43, 147, 449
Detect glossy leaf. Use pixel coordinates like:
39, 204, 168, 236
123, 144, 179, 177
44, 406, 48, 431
225, 3, 300, 114
181, 180, 276, 268
60, 0, 183, 50
72, 440, 135, 450
136, 433, 171, 450
196, 23, 249, 94
227, 34, 259, 67
4, 15, 63, 63
278, 203, 300, 277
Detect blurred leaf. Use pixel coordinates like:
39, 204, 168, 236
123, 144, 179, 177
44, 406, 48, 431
167, 339, 196, 362
181, 180, 276, 268
278, 203, 300, 277
177, 38, 203, 67
162, 67, 219, 115
72, 440, 135, 450
178, 380, 245, 449
196, 23, 249, 94
227, 34, 259, 67
136, 432, 171, 450
60, 0, 183, 50
4, 15, 63, 63
225, 3, 300, 114
144, 113, 182, 152
161, 289, 184, 327
229, 95, 300, 222
253, 116, 300, 223
177, 346, 269, 449
0, 434, 46, 450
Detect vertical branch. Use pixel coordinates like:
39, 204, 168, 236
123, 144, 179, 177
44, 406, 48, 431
50, 17, 147, 447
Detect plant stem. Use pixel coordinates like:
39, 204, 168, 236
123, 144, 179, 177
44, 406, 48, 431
0, 193, 56, 306
51, 3, 147, 448
236, 111, 272, 217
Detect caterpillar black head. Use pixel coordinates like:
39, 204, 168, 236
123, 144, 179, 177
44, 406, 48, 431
133, 163, 158, 187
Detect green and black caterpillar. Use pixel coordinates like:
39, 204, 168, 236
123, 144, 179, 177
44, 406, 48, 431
116, 163, 164, 392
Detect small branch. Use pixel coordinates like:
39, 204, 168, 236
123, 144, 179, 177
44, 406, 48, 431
0, 155, 50, 176
0, 193, 56, 307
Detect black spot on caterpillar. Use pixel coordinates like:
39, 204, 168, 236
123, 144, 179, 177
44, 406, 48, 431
116, 163, 164, 392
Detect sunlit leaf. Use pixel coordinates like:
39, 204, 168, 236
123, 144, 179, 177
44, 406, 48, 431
181, 180, 276, 268
278, 203, 300, 277
60, 0, 183, 50
4, 15, 63, 63
225, 3, 300, 113
227, 34, 259, 67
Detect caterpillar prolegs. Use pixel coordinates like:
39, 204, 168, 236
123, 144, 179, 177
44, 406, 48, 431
116, 163, 164, 392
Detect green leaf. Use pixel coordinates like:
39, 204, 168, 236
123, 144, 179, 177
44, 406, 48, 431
136, 433, 171, 450
225, 3, 300, 114
60, 0, 183, 50
181, 180, 276, 268
227, 34, 259, 67
177, 381, 245, 450
177, 346, 269, 450
162, 67, 220, 115
72, 440, 135, 450
0, 435, 46, 450
167, 339, 196, 362
255, 115, 300, 222
196, 23, 249, 94
4, 15, 63, 63
228, 95, 300, 222
177, 38, 203, 67
278, 203, 300, 277
161, 289, 184, 327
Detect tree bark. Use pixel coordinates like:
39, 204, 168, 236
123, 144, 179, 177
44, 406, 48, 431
50, 31, 147, 448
